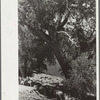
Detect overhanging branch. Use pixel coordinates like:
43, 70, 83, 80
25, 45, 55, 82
57, 0, 70, 31
57, 31, 78, 47
57, 11, 70, 30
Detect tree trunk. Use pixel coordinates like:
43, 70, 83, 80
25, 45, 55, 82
50, 42, 72, 78
27, 24, 72, 79
36, 31, 72, 78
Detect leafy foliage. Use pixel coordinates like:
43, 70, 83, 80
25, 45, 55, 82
63, 52, 96, 98
18, 0, 96, 98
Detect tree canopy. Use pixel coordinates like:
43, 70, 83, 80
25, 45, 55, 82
18, 0, 96, 98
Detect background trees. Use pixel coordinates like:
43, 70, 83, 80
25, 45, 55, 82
18, 0, 96, 98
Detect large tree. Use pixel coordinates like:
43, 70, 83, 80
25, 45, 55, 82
18, 0, 96, 79
18, 0, 96, 98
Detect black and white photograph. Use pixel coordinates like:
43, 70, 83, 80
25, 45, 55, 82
18, 0, 97, 100
2, 0, 99, 100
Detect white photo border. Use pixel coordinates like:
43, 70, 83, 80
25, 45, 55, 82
1, 0, 99, 100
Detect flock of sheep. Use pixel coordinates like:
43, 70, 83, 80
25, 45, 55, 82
19, 73, 74, 100
19, 73, 63, 87
19, 73, 96, 100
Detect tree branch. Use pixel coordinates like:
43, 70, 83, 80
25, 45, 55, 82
57, 31, 78, 47
57, 11, 70, 30
24, 22, 52, 44
57, 0, 70, 31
